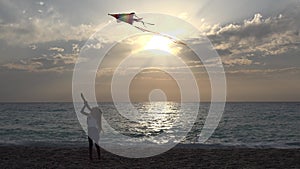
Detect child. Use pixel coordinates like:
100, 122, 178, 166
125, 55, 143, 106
80, 93, 102, 160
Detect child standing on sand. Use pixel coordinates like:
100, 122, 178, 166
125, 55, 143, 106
80, 93, 102, 160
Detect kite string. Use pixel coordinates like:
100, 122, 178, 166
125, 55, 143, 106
133, 26, 186, 45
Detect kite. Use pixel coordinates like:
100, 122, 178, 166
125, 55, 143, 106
108, 12, 154, 27
108, 12, 186, 45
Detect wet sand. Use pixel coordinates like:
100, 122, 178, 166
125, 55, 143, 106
0, 145, 299, 169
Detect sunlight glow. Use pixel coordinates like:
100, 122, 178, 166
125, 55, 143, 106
144, 35, 174, 54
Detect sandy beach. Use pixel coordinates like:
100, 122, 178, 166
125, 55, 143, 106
1, 145, 299, 169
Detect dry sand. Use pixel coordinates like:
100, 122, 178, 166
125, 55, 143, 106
0, 145, 299, 169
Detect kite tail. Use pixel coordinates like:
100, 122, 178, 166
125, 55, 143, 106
135, 19, 154, 27
134, 15, 155, 27
143, 21, 155, 26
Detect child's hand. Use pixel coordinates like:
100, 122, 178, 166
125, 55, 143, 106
81, 93, 88, 105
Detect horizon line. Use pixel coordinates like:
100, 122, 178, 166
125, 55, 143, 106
0, 101, 300, 103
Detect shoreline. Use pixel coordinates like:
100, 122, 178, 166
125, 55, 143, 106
1, 141, 299, 149
1, 144, 299, 168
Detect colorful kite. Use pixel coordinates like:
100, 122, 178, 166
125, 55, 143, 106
108, 12, 186, 45
108, 12, 154, 27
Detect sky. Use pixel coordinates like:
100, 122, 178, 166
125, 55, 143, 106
0, 0, 300, 102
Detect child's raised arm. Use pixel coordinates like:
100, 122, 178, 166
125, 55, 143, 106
81, 93, 92, 111
80, 104, 89, 116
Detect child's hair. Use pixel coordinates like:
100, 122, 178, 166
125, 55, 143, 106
91, 107, 102, 130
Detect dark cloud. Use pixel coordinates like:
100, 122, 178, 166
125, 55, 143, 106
216, 49, 232, 56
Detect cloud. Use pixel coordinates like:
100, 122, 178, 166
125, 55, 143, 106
207, 11, 300, 58
0, 2, 101, 46
0, 17, 97, 45
226, 67, 300, 75
49, 47, 65, 52
3, 62, 42, 72
223, 58, 256, 66
2, 53, 77, 73
29, 44, 38, 50
181, 8, 300, 75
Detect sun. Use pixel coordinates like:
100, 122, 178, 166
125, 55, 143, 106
144, 35, 174, 54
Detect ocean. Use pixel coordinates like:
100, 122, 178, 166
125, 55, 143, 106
0, 102, 299, 149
